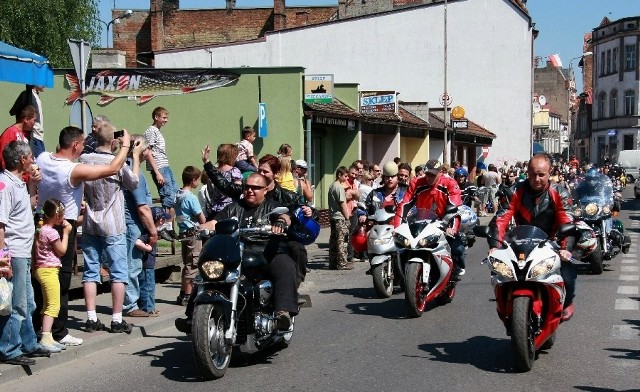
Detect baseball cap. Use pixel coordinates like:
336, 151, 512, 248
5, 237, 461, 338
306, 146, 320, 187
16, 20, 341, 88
294, 159, 308, 169
151, 206, 170, 221
382, 161, 398, 177
424, 159, 442, 175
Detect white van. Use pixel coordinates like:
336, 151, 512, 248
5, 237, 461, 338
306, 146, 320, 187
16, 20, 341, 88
617, 149, 640, 182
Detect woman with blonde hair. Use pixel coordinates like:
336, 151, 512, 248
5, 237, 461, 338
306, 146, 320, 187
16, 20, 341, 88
276, 155, 296, 192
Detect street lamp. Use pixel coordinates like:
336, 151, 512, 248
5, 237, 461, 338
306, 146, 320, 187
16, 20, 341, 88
566, 51, 593, 162
96, 9, 133, 48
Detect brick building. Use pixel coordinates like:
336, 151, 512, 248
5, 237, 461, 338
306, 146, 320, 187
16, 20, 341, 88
112, 0, 337, 67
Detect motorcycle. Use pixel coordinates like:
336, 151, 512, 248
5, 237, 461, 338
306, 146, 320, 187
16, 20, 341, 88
190, 207, 296, 380
570, 173, 631, 274
473, 224, 575, 371
394, 207, 459, 318
366, 205, 402, 298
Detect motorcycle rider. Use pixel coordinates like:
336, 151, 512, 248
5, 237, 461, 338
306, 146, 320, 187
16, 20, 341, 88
364, 161, 408, 213
394, 159, 466, 279
453, 167, 474, 207
489, 154, 577, 321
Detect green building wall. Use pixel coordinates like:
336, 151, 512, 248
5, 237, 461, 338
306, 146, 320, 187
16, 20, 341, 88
0, 67, 305, 199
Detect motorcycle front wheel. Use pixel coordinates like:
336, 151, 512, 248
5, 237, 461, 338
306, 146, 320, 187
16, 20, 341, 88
192, 303, 232, 380
405, 263, 428, 318
586, 241, 604, 275
511, 296, 535, 372
372, 263, 393, 298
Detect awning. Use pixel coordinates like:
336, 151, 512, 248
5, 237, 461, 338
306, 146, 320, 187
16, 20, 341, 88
0, 41, 54, 87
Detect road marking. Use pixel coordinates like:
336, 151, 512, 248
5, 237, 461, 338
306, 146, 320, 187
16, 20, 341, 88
611, 325, 640, 339
621, 258, 637, 264
619, 275, 640, 281
621, 266, 640, 272
618, 286, 639, 295
615, 298, 639, 310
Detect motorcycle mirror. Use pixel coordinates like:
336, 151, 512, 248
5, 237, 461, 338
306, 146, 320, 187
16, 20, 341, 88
473, 225, 490, 237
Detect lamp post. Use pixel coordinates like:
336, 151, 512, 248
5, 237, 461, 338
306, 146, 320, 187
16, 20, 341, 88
567, 51, 593, 162
443, 0, 449, 166
96, 9, 133, 48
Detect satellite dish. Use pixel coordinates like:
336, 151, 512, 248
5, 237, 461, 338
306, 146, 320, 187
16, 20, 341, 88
532, 102, 541, 113
538, 95, 547, 106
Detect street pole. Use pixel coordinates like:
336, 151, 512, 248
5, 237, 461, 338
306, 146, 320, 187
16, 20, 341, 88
443, 0, 449, 165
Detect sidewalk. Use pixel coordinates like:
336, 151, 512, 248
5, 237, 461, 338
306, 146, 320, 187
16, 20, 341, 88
0, 228, 331, 383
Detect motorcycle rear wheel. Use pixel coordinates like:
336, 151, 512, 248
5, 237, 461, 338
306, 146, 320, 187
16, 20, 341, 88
372, 263, 393, 298
586, 242, 604, 275
511, 296, 535, 372
192, 303, 232, 380
405, 263, 427, 318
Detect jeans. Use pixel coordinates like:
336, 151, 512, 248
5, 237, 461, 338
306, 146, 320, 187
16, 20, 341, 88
447, 234, 466, 269
0, 257, 39, 360
151, 166, 178, 209
123, 223, 142, 313
138, 268, 156, 313
560, 261, 577, 306
30, 138, 45, 159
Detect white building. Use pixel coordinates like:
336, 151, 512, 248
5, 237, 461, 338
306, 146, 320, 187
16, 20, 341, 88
154, 0, 534, 166
591, 16, 640, 163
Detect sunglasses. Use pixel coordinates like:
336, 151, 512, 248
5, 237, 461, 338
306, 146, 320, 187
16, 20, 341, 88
244, 184, 266, 192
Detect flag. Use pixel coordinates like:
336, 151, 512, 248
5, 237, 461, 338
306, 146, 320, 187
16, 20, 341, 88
548, 54, 563, 67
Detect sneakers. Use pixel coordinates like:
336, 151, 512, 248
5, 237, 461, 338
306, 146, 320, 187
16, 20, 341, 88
158, 229, 174, 242
452, 267, 465, 281
40, 342, 62, 353
561, 302, 574, 322
337, 262, 354, 270
84, 319, 106, 333
126, 309, 150, 317
59, 334, 84, 346
110, 320, 133, 334
176, 295, 189, 306
276, 311, 292, 330
26, 346, 51, 358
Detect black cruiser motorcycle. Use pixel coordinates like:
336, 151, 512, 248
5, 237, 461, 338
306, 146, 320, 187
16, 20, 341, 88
190, 207, 296, 380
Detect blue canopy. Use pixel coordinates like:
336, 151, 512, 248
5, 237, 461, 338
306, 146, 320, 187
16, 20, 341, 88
0, 41, 53, 87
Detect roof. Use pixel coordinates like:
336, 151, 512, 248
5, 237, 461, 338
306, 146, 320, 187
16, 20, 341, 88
304, 99, 361, 119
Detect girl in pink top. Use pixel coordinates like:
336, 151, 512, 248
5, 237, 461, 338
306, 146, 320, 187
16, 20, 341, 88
34, 199, 72, 352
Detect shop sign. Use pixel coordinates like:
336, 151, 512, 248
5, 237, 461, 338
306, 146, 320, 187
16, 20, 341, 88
304, 74, 334, 104
360, 91, 397, 114
313, 116, 349, 128
451, 120, 468, 129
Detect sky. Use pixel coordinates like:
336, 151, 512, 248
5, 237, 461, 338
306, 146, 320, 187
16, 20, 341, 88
100, 0, 640, 92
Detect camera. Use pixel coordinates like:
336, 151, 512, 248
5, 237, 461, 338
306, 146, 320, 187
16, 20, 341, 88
114, 130, 124, 138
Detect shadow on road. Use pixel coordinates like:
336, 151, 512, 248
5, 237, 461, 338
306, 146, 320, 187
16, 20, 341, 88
344, 297, 408, 319
319, 286, 380, 300
413, 335, 519, 373
605, 347, 640, 361
574, 386, 640, 392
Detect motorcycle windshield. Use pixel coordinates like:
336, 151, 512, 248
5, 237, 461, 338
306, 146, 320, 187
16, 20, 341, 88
505, 225, 549, 256
412, 208, 439, 223
573, 174, 614, 206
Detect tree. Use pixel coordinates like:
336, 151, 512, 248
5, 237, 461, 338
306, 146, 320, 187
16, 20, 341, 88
0, 0, 100, 68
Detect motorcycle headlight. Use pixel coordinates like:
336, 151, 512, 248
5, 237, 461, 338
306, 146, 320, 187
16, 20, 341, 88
489, 256, 515, 279
527, 256, 557, 279
584, 203, 598, 216
418, 233, 439, 248
371, 237, 392, 246
572, 207, 583, 217
200, 260, 225, 280
602, 205, 611, 215
393, 232, 410, 248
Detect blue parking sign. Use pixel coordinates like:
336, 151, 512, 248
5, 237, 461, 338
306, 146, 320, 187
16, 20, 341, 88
258, 103, 268, 137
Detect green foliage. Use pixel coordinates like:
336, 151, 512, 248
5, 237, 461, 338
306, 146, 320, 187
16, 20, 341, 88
0, 0, 100, 67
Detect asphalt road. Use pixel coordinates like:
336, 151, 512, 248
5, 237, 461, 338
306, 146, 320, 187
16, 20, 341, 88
4, 194, 640, 392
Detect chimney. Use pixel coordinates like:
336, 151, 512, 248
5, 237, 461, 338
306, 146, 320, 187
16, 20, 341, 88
150, 0, 164, 54
273, 0, 287, 31
337, 0, 347, 19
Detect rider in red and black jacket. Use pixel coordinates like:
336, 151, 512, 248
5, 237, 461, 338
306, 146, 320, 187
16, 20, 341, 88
394, 160, 466, 279
489, 154, 577, 321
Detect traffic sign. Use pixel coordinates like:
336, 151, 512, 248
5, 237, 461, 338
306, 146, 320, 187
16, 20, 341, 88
440, 93, 452, 106
451, 105, 465, 119
258, 103, 268, 137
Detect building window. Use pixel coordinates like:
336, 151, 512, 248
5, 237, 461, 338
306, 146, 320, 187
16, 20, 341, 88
606, 49, 611, 74
610, 89, 617, 117
624, 134, 634, 150
624, 90, 636, 115
600, 51, 605, 75
613, 47, 618, 72
625, 44, 636, 71
598, 92, 606, 118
